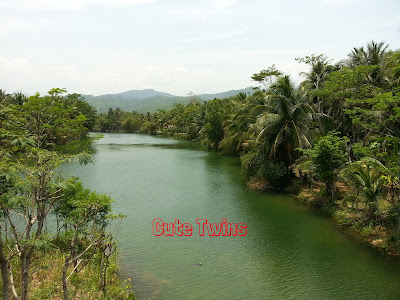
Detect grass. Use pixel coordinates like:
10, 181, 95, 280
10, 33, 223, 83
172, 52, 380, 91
0, 247, 134, 300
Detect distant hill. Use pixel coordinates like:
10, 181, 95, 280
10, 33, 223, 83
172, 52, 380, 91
83, 87, 255, 113
117, 89, 174, 100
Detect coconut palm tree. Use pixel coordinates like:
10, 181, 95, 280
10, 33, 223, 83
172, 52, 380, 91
11, 91, 27, 106
348, 41, 389, 87
219, 92, 262, 154
298, 54, 340, 93
339, 157, 393, 222
0, 89, 9, 104
251, 75, 313, 164
348, 41, 388, 66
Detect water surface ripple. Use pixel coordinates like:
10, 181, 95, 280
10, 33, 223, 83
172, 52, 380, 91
64, 133, 400, 300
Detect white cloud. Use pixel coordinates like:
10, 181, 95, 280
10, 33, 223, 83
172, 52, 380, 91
0, 17, 51, 37
211, 0, 238, 10
0, 57, 34, 92
184, 28, 248, 42
3, 0, 156, 11
0, 18, 31, 36
280, 61, 304, 85
0, 0, 398, 96
321, 0, 352, 4
168, 0, 238, 20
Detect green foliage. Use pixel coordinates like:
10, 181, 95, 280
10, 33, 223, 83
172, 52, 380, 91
300, 131, 349, 198
84, 87, 254, 114
54, 177, 113, 229
296, 54, 340, 91
250, 75, 313, 165
2, 39, 397, 273
339, 157, 394, 222
251, 65, 282, 89
0, 88, 126, 300
240, 144, 289, 189
201, 99, 226, 149
20, 90, 96, 149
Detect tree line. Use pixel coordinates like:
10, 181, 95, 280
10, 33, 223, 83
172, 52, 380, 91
2, 40, 400, 296
0, 89, 132, 299
95, 41, 400, 251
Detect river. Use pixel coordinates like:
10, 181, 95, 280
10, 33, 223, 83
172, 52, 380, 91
63, 133, 400, 299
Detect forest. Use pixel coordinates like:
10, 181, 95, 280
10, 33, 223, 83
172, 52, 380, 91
95, 41, 400, 255
0, 89, 133, 299
1, 40, 400, 299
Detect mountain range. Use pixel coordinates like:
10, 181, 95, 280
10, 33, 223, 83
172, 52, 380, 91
83, 87, 255, 113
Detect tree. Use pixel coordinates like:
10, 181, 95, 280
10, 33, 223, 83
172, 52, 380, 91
348, 41, 388, 67
251, 65, 282, 90
347, 41, 389, 88
21, 91, 89, 149
297, 54, 339, 92
314, 65, 379, 139
0, 89, 100, 300
301, 131, 349, 199
63, 93, 97, 131
0, 147, 90, 299
340, 157, 392, 222
54, 178, 113, 300
219, 92, 262, 155
201, 99, 227, 149
252, 75, 312, 164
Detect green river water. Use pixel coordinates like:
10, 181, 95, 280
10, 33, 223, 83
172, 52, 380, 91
64, 133, 400, 300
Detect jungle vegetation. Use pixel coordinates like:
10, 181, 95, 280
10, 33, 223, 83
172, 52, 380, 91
2, 40, 400, 298
0, 89, 132, 299
94, 41, 400, 253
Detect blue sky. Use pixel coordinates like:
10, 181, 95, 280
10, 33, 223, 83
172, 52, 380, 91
1, 0, 399, 96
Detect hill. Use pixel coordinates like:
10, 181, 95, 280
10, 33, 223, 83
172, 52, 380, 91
83, 87, 255, 113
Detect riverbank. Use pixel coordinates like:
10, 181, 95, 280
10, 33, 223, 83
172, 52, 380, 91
0, 247, 134, 299
291, 182, 400, 262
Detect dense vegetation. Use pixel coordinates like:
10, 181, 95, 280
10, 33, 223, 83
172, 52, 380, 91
95, 41, 400, 254
0, 89, 132, 299
83, 87, 254, 113
2, 40, 400, 298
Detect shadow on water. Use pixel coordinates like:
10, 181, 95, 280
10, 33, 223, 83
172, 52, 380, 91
89, 133, 209, 154
99, 142, 207, 151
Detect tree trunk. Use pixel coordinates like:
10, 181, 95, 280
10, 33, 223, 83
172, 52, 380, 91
0, 226, 10, 300
62, 260, 70, 300
0, 256, 10, 300
103, 258, 109, 295
20, 253, 31, 300
100, 252, 105, 290
9, 265, 19, 299
325, 180, 334, 200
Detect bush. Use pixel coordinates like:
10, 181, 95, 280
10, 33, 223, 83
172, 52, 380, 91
240, 146, 291, 190
284, 179, 302, 194
258, 160, 290, 189
334, 210, 351, 224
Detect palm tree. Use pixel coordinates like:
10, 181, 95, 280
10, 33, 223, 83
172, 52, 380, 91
297, 55, 340, 133
348, 41, 389, 87
300, 61, 331, 92
251, 75, 313, 164
0, 89, 9, 104
348, 41, 388, 66
298, 54, 340, 93
339, 157, 392, 222
219, 92, 261, 154
12, 91, 27, 106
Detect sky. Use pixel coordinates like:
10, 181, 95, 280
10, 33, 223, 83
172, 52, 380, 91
0, 0, 399, 96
